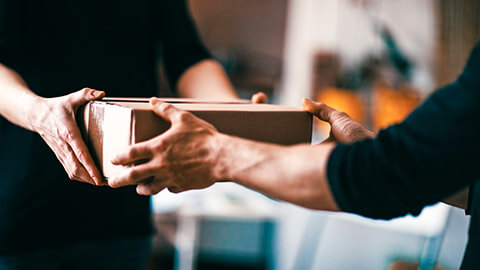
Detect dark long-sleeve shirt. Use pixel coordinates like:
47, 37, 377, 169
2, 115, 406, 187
327, 41, 480, 269
0, 0, 210, 253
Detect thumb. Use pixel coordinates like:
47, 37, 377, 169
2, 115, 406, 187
251, 91, 268, 104
68, 88, 105, 107
150, 98, 183, 123
302, 98, 335, 122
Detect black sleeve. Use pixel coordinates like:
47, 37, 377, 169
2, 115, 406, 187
327, 42, 480, 220
158, 0, 211, 90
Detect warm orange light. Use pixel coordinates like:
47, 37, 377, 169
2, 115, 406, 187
315, 87, 366, 137
372, 82, 420, 131
313, 84, 420, 138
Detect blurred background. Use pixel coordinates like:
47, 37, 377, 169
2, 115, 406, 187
150, 0, 480, 269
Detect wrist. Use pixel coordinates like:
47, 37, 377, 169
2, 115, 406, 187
211, 133, 235, 182
24, 95, 46, 132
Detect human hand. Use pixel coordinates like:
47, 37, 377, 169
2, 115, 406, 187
251, 91, 268, 104
28, 88, 105, 185
109, 98, 224, 195
302, 98, 375, 143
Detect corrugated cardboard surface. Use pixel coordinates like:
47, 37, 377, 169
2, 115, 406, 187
79, 98, 312, 178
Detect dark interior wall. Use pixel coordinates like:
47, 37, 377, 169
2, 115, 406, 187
435, 0, 480, 88
188, 0, 289, 93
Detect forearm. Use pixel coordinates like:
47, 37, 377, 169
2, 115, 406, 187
176, 59, 238, 99
0, 64, 41, 130
216, 134, 339, 211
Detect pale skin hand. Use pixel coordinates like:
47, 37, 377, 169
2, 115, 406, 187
0, 58, 262, 187
0, 64, 105, 185
29, 89, 106, 185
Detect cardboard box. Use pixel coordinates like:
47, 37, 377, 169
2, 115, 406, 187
79, 98, 312, 178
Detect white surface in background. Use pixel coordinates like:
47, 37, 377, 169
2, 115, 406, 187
153, 184, 462, 270
332, 203, 451, 237
437, 206, 470, 270
276, 203, 456, 270
152, 182, 276, 218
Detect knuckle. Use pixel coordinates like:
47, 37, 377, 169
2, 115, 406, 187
329, 110, 345, 121
349, 126, 365, 138
146, 157, 163, 171
158, 103, 171, 112
128, 147, 138, 159
152, 140, 165, 152
138, 184, 155, 195
205, 122, 217, 132
145, 187, 157, 195
76, 150, 87, 162
318, 102, 327, 110
343, 128, 354, 139
71, 165, 82, 179
127, 169, 140, 180
336, 111, 349, 118
81, 87, 91, 94
176, 111, 191, 122
61, 129, 73, 140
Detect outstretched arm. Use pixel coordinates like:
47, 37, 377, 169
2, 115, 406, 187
303, 98, 469, 210
108, 98, 338, 210
0, 64, 41, 129
177, 59, 237, 100
215, 135, 339, 211
0, 64, 105, 185
176, 59, 267, 103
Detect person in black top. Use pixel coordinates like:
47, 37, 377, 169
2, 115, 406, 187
109, 40, 480, 268
0, 0, 268, 269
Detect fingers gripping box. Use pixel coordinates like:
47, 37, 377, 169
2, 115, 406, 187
78, 98, 313, 178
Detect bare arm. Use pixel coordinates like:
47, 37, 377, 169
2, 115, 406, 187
0, 63, 104, 185
106, 98, 374, 209
176, 59, 268, 103
0, 64, 40, 130
176, 59, 237, 99
109, 99, 338, 211
217, 135, 339, 211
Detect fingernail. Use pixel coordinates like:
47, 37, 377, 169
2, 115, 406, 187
136, 185, 147, 195
90, 175, 98, 184
92, 91, 104, 98
150, 98, 158, 105
108, 178, 116, 187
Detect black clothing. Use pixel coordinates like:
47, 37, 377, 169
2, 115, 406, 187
327, 42, 480, 269
0, 0, 210, 253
